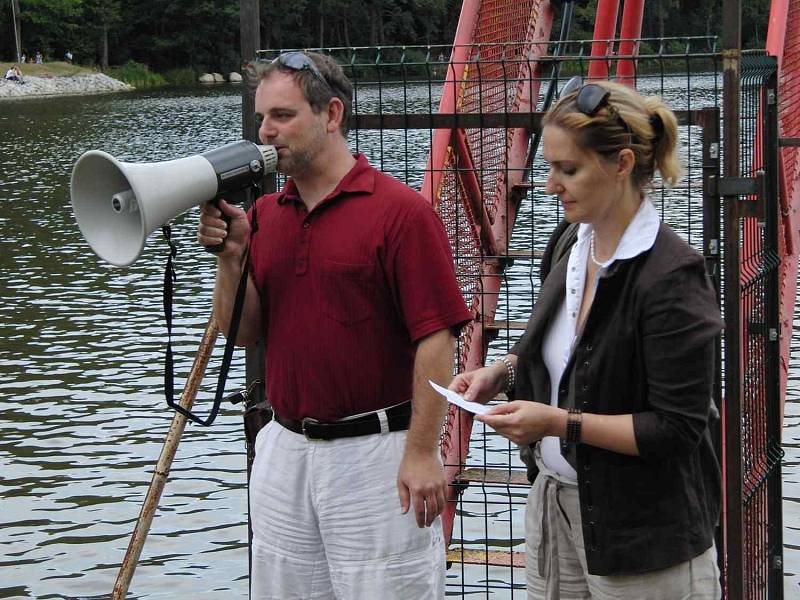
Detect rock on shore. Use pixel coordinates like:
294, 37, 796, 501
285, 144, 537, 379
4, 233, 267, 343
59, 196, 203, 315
0, 73, 133, 99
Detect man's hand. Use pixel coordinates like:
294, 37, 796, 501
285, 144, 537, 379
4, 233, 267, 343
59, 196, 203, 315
200, 198, 263, 344
397, 450, 447, 528
197, 199, 250, 261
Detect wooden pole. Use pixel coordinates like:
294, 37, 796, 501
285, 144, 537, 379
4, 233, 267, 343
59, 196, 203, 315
11, 0, 22, 63
111, 315, 220, 599
239, 3, 265, 591
722, 1, 743, 598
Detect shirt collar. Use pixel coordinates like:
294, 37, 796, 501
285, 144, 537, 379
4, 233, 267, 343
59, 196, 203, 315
576, 198, 660, 266
277, 153, 375, 206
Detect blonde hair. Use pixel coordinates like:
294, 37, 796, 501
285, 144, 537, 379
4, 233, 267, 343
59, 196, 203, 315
543, 80, 682, 188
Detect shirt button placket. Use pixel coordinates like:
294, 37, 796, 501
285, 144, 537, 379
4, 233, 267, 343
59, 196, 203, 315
296, 217, 312, 275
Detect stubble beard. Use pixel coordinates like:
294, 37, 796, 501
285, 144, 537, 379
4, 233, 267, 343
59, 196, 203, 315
277, 120, 327, 178
277, 145, 316, 177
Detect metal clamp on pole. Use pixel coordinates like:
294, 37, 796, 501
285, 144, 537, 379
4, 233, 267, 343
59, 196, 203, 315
711, 171, 766, 219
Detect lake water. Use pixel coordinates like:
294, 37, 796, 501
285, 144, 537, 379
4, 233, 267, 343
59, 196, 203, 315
0, 82, 798, 598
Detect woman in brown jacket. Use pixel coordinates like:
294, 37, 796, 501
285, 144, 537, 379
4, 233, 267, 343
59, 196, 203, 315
450, 79, 723, 600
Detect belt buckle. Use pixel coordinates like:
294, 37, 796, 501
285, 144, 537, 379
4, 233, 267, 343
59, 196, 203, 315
301, 417, 324, 441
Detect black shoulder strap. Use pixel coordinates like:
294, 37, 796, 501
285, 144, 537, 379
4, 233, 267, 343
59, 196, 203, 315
552, 221, 579, 269
540, 220, 579, 282
162, 187, 261, 427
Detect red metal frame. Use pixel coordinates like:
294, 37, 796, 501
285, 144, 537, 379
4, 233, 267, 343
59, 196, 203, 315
420, 0, 555, 545
616, 0, 646, 85
767, 0, 797, 420
588, 0, 620, 79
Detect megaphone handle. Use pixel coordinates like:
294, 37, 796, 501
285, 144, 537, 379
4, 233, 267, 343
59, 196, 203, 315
204, 198, 230, 254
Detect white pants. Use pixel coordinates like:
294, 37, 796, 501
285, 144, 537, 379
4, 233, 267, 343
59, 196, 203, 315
249, 420, 446, 600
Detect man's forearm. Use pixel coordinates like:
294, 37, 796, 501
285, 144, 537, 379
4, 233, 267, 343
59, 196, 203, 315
213, 256, 262, 346
407, 329, 457, 454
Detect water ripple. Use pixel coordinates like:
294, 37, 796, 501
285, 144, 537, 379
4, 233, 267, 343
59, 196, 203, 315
1, 77, 797, 598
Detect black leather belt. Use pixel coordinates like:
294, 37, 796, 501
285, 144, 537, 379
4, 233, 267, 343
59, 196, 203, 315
274, 401, 412, 441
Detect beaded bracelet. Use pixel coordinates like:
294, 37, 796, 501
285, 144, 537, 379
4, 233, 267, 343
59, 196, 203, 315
499, 356, 515, 393
566, 408, 583, 444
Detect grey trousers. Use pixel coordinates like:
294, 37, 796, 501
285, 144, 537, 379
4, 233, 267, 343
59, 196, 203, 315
526, 449, 721, 600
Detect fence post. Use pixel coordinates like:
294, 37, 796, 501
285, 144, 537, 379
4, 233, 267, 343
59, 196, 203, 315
762, 65, 785, 600
722, 0, 743, 597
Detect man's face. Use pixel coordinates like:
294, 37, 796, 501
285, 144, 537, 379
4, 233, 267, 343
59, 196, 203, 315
255, 72, 329, 177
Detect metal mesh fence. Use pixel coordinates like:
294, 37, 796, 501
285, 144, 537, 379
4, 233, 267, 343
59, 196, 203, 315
251, 38, 777, 598
729, 53, 784, 600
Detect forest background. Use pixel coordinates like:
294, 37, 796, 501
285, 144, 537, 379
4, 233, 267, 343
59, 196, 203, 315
1, 0, 772, 80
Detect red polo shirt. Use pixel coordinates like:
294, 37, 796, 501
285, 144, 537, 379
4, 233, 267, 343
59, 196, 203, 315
248, 154, 471, 421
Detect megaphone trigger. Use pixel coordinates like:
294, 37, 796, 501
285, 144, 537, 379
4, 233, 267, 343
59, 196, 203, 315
203, 197, 232, 254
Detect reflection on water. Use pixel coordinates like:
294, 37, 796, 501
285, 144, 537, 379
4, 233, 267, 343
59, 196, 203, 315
1, 86, 251, 599
0, 79, 797, 598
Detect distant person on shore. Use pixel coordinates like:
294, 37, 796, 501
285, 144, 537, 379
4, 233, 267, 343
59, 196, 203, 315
20, 53, 26, 64
65, 50, 73, 64
4, 66, 24, 84
35, 52, 42, 64
197, 51, 470, 599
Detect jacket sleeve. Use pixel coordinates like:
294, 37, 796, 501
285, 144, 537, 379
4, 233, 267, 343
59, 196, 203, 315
632, 261, 723, 461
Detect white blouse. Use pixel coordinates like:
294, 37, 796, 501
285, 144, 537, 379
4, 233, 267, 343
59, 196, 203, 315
539, 199, 661, 480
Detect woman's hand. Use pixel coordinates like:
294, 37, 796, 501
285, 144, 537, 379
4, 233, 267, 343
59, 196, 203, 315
476, 401, 564, 446
449, 362, 507, 404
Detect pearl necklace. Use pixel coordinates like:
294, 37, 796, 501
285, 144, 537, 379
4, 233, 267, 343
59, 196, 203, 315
589, 231, 610, 268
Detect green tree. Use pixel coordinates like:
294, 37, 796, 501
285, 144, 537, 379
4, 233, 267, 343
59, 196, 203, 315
17, 0, 82, 60
83, 0, 121, 68
0, 0, 774, 71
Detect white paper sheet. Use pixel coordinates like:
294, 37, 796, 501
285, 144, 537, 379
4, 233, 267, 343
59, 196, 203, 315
428, 380, 490, 415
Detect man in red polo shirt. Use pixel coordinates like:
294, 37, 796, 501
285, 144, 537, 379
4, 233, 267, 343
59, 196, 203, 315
198, 51, 471, 599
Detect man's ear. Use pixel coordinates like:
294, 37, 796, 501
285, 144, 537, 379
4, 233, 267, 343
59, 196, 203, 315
617, 148, 635, 178
326, 97, 345, 133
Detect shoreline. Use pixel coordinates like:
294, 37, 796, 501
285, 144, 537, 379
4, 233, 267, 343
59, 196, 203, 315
0, 73, 133, 100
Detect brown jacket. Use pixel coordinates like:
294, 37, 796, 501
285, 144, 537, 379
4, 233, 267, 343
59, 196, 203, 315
512, 222, 723, 575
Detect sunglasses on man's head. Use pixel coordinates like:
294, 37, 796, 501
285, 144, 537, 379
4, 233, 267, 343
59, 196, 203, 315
273, 51, 332, 91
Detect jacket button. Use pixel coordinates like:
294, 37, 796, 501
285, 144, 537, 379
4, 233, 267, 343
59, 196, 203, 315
582, 384, 588, 392
559, 388, 566, 395
586, 344, 592, 351
584, 463, 591, 471
582, 400, 589, 408
587, 505, 594, 511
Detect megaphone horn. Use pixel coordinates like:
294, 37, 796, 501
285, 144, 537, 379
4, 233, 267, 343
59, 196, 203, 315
70, 140, 278, 267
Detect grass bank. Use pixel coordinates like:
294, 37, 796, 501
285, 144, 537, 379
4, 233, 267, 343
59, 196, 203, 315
3, 60, 202, 88
1, 61, 93, 77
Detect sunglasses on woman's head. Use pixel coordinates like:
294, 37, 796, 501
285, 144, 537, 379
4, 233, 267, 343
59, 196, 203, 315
560, 76, 632, 134
273, 52, 332, 91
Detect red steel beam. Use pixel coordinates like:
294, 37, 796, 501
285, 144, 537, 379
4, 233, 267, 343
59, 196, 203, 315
421, 0, 481, 207
439, 0, 555, 545
615, 0, 645, 86
588, 0, 620, 79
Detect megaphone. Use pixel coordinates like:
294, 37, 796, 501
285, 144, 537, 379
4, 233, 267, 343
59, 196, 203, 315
71, 141, 278, 267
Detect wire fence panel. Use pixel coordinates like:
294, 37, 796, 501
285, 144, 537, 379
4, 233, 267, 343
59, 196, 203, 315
724, 54, 784, 600
253, 36, 781, 598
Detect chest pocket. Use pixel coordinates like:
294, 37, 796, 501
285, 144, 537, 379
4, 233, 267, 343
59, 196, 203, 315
318, 259, 377, 326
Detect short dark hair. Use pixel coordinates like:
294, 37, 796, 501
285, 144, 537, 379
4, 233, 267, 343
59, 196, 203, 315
253, 52, 353, 136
